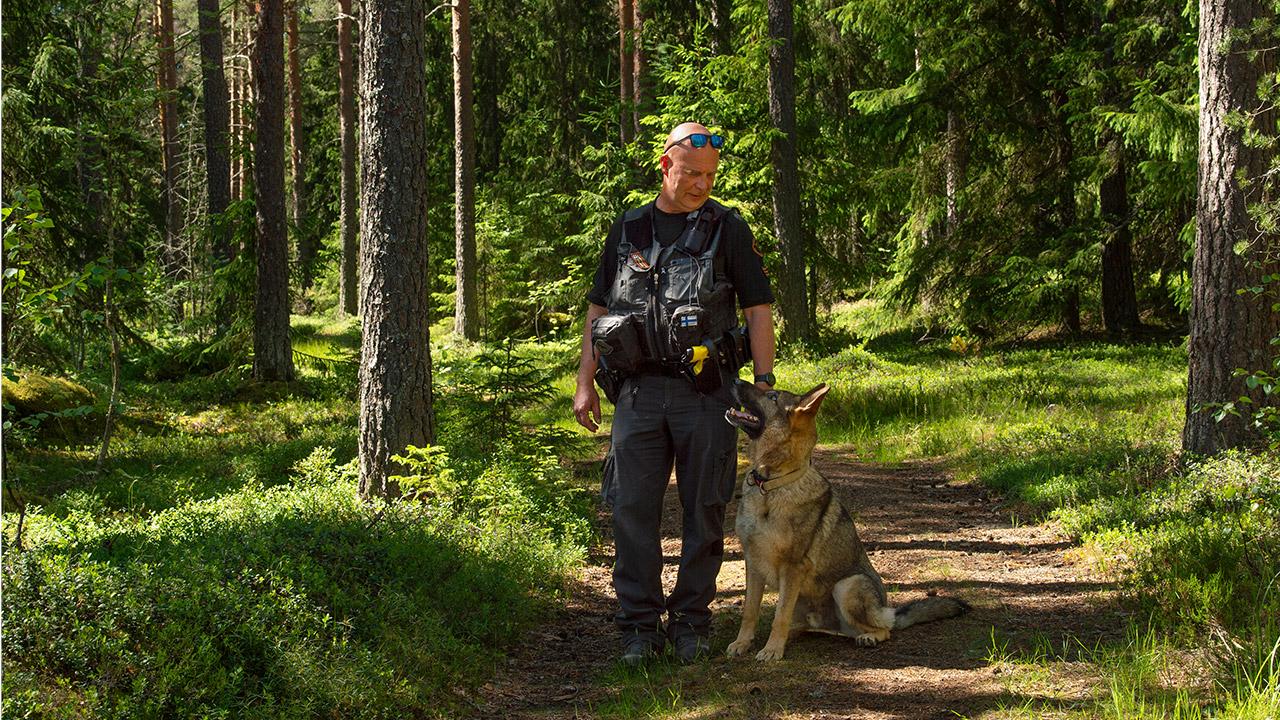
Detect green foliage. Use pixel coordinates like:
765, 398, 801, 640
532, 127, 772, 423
2, 454, 579, 718
428, 342, 593, 546
2, 0, 159, 355
1, 188, 131, 367
1, 316, 597, 717
1061, 452, 1280, 635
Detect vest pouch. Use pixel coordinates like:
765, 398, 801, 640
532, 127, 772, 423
595, 365, 624, 405
669, 304, 706, 354
719, 325, 752, 373
703, 281, 737, 337
591, 313, 646, 373
661, 255, 703, 307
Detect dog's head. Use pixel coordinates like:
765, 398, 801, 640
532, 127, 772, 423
725, 380, 829, 466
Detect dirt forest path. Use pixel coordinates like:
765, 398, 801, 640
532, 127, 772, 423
475, 447, 1124, 719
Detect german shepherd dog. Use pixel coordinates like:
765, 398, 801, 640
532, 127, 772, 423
723, 380, 969, 661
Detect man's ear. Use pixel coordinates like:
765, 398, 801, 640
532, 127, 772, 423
795, 384, 829, 415
660, 155, 671, 174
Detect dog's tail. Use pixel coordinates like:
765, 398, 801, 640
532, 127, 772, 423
892, 596, 970, 630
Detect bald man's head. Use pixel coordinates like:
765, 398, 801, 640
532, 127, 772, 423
657, 122, 720, 213
664, 122, 714, 154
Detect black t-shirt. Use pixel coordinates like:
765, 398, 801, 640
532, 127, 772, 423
586, 203, 775, 310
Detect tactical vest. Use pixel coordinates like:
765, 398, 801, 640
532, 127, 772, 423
605, 199, 739, 365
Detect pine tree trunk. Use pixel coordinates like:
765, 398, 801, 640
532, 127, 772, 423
358, 0, 435, 498
632, 1, 646, 136
239, 2, 256, 205
231, 1, 244, 202
478, 36, 502, 175
709, 0, 732, 55
1100, 140, 1140, 338
617, 0, 634, 145
944, 110, 965, 239
156, 0, 184, 320
453, 0, 479, 339
252, 0, 294, 381
1046, 0, 1081, 336
766, 0, 812, 343
287, 0, 315, 295
197, 0, 233, 332
1053, 89, 1080, 336
1185, 0, 1280, 454
337, 0, 359, 318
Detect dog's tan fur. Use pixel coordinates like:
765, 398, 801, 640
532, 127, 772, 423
724, 382, 968, 661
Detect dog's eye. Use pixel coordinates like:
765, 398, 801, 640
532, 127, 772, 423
766, 391, 779, 402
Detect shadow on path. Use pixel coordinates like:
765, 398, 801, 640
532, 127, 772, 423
474, 450, 1119, 719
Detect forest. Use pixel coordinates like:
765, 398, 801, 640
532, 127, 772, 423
2, 0, 1278, 716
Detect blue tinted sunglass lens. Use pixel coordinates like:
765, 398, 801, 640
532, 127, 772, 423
709, 134, 724, 149
689, 134, 708, 148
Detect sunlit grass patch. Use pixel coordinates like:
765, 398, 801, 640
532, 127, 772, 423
590, 663, 700, 719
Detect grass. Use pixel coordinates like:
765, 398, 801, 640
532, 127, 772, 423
980, 623, 1280, 719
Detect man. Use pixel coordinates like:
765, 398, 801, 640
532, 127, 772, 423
573, 122, 777, 665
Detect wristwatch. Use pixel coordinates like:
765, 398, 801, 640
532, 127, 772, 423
754, 372, 776, 387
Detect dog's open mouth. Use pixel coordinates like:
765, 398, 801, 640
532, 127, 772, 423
725, 407, 763, 436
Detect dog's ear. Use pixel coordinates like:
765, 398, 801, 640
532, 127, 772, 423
794, 384, 829, 415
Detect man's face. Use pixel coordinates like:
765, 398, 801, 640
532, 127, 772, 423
661, 147, 719, 214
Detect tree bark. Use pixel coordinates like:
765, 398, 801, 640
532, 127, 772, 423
286, 0, 316, 294
1054, 101, 1080, 336
617, 0, 634, 145
337, 0, 359, 318
197, 0, 233, 332
944, 110, 966, 239
155, 0, 184, 320
632, 0, 646, 136
709, 0, 732, 55
231, 1, 245, 202
252, 0, 294, 381
453, 0, 479, 339
1185, 0, 1280, 454
1049, 0, 1080, 336
96, 242, 122, 473
358, 0, 435, 498
766, 0, 812, 343
1099, 140, 1140, 338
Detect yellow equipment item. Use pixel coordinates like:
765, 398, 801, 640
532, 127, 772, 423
685, 343, 711, 375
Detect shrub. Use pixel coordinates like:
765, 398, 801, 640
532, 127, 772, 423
2, 449, 582, 718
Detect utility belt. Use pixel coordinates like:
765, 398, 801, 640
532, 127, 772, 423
591, 311, 751, 404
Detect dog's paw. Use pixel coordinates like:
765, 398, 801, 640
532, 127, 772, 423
725, 638, 753, 657
854, 633, 881, 647
755, 643, 786, 661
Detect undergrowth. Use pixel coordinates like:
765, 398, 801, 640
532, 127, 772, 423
2, 323, 594, 718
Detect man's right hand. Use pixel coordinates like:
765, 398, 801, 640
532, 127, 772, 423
573, 384, 602, 432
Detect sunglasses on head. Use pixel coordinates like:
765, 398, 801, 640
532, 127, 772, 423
663, 133, 725, 153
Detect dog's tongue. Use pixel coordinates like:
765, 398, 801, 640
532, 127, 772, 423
725, 407, 759, 426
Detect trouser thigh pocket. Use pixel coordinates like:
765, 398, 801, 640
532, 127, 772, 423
701, 447, 737, 507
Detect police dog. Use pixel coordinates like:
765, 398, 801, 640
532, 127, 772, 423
723, 380, 969, 661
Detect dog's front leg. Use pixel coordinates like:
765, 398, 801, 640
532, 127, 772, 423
756, 567, 801, 661
726, 566, 765, 657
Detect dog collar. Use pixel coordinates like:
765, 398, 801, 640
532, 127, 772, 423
746, 466, 808, 494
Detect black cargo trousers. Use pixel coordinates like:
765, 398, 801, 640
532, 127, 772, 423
604, 369, 738, 643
